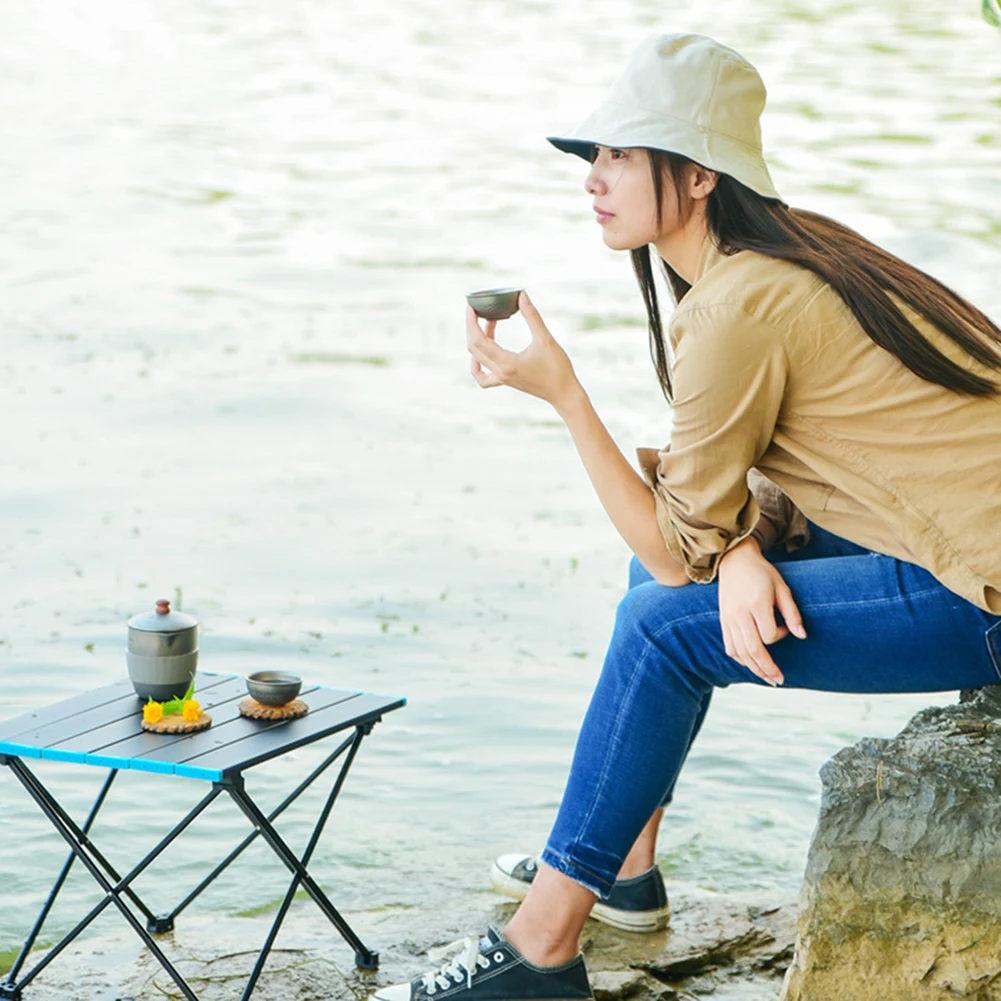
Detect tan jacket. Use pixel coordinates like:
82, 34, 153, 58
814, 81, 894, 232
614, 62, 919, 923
638, 236, 1001, 613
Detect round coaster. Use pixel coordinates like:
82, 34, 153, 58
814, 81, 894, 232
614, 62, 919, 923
142, 713, 212, 735
239, 697, 309, 721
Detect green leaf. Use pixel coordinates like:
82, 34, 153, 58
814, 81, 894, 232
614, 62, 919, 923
183, 676, 195, 701
162, 696, 185, 715
985, 0, 1001, 28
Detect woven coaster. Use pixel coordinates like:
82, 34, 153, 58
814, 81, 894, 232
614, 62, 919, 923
142, 713, 212, 735
239, 698, 309, 721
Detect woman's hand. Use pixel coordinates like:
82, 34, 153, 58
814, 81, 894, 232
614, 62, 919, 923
717, 538, 806, 685
466, 292, 582, 413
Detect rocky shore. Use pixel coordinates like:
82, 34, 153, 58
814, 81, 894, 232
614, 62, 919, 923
4, 884, 796, 1001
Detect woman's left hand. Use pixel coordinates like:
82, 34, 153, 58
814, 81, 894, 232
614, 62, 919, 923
466, 292, 581, 412
717, 538, 807, 686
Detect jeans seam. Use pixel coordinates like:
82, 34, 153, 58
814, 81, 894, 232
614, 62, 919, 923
567, 623, 655, 872
635, 579, 946, 620
797, 583, 947, 612
566, 605, 716, 878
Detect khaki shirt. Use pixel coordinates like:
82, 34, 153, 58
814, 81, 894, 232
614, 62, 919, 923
638, 236, 1001, 613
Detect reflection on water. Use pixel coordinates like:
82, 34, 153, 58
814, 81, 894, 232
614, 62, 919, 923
0, 0, 998, 954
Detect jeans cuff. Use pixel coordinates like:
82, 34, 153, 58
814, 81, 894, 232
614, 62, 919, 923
539, 847, 616, 900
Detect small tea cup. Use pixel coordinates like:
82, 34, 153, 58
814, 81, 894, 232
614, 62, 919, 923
466, 287, 523, 321
246, 671, 303, 707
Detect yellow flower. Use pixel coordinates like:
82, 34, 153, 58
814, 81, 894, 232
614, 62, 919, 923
182, 699, 202, 722
144, 701, 164, 724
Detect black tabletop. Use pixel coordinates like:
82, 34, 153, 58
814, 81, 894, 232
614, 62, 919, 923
0, 672, 405, 781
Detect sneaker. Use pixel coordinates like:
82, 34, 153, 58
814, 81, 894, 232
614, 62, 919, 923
372, 926, 592, 1001
490, 855, 671, 933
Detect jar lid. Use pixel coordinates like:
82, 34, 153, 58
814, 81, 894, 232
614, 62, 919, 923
127, 599, 198, 633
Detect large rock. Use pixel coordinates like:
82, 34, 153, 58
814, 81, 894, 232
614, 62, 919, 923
782, 686, 1001, 1001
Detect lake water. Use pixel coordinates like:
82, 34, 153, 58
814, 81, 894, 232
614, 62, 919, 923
1, 0, 999, 967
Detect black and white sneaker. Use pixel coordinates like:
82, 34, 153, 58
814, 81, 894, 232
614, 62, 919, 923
490, 855, 671, 933
372, 927, 592, 1001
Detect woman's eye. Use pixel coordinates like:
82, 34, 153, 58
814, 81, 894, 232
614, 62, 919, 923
590, 146, 627, 164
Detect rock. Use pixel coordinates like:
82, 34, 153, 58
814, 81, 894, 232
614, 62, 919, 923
644, 892, 794, 980
782, 686, 1001, 1001
590, 969, 651, 999
582, 887, 796, 1000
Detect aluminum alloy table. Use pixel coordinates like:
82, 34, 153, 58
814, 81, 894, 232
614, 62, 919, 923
0, 671, 405, 1001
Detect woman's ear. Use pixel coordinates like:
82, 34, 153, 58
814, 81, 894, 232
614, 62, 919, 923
689, 165, 719, 201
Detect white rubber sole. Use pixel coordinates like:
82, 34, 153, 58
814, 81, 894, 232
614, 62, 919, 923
489, 861, 671, 933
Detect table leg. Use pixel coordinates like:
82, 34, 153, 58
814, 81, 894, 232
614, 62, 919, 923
1, 767, 116, 994
2, 758, 222, 1001
223, 723, 381, 979
6, 764, 161, 929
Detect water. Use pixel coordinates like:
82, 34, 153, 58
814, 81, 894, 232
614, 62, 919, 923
0, 0, 999, 959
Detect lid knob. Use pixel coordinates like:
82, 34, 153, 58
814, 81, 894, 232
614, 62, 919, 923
156, 599, 171, 615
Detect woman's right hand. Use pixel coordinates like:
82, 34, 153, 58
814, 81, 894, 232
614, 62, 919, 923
717, 537, 806, 685
466, 292, 583, 414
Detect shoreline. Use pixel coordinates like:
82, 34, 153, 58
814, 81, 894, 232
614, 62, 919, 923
1, 881, 796, 1001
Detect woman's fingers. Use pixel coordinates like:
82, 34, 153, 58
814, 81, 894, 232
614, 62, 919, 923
518, 291, 551, 344
467, 309, 512, 387
466, 306, 500, 346
721, 620, 735, 661
775, 581, 807, 639
752, 601, 788, 646
736, 612, 785, 686
470, 353, 501, 388
467, 308, 515, 372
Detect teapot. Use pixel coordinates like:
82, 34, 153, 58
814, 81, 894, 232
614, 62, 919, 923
126, 599, 199, 701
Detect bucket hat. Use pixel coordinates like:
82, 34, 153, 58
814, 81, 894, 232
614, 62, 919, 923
547, 33, 781, 201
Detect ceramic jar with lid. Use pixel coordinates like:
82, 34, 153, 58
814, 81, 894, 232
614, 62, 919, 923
126, 599, 199, 700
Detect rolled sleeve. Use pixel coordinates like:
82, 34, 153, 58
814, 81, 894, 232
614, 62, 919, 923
640, 304, 789, 583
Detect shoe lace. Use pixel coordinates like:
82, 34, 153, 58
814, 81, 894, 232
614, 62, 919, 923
421, 936, 490, 994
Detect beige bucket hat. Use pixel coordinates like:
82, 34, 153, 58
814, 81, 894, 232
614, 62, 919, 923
547, 33, 781, 201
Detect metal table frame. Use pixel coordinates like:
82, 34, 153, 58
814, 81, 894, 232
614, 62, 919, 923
0, 673, 405, 1001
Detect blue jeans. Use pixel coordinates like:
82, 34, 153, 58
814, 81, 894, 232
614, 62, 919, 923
540, 524, 1001, 898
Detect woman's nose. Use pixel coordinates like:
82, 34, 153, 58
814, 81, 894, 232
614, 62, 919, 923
584, 165, 605, 196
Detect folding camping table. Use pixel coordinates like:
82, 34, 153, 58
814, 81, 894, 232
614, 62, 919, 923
0, 671, 405, 1001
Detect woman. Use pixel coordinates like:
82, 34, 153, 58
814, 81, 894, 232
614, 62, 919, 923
376, 32, 1001, 1001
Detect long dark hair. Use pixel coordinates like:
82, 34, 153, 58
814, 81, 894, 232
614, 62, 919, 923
631, 150, 1001, 401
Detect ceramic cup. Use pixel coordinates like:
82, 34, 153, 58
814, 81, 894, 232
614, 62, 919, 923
246, 671, 303, 707
466, 287, 523, 321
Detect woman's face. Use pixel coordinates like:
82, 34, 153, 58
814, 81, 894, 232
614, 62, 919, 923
585, 146, 679, 251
